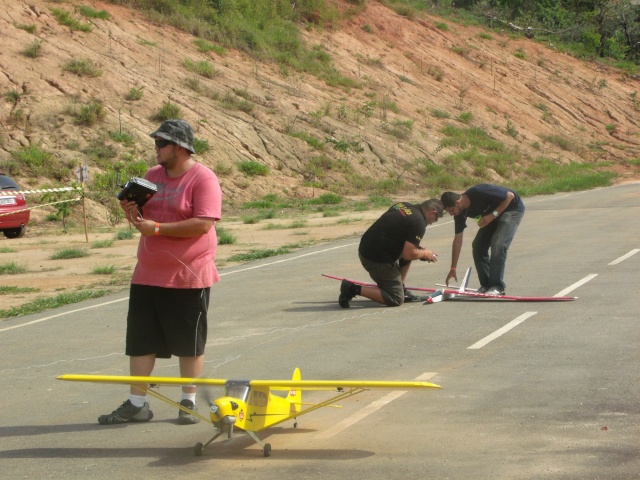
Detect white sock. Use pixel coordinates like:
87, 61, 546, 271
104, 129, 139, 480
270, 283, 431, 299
181, 392, 196, 404
129, 394, 147, 408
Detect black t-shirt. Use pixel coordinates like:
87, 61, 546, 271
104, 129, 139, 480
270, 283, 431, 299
453, 184, 524, 234
359, 202, 427, 263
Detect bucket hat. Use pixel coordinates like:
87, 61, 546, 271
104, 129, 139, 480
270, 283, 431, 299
149, 119, 195, 153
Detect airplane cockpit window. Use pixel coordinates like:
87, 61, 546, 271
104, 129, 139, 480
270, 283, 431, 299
225, 385, 249, 401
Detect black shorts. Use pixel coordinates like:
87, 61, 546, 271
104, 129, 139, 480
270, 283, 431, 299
126, 284, 210, 358
359, 253, 404, 307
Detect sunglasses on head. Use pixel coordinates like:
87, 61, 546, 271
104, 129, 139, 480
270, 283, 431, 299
154, 138, 174, 149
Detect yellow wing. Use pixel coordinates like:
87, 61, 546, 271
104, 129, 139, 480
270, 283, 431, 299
57, 374, 228, 387
57, 375, 440, 390
253, 380, 440, 390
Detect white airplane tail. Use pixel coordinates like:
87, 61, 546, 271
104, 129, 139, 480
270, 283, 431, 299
459, 267, 472, 293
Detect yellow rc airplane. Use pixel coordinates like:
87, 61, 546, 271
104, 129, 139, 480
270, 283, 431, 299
58, 369, 440, 457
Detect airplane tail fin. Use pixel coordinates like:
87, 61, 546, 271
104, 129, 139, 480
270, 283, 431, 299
459, 267, 472, 293
288, 368, 302, 414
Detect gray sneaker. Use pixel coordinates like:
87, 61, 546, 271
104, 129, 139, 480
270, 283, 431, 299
404, 287, 418, 302
98, 400, 153, 425
178, 399, 200, 425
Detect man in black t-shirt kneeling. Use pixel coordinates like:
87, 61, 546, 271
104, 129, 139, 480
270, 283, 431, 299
339, 198, 443, 308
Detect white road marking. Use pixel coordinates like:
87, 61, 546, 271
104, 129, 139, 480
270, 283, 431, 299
315, 372, 437, 439
0, 297, 128, 333
554, 274, 597, 297
608, 249, 640, 266
467, 312, 537, 350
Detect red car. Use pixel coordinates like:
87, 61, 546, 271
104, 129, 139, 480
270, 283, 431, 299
0, 174, 30, 238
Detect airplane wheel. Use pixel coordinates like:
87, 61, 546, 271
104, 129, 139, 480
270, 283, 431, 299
194, 442, 205, 456
263, 443, 272, 457
294, 421, 298, 428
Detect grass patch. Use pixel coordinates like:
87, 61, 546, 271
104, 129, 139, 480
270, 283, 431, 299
440, 125, 505, 152
194, 38, 226, 55
115, 228, 135, 240
50, 248, 90, 260
62, 58, 103, 77
92, 239, 115, 248
434, 21, 449, 31
432, 109, 450, 119
193, 138, 210, 154
124, 86, 144, 101
183, 58, 218, 78
92, 265, 116, 275
51, 8, 93, 32
151, 100, 182, 122
0, 262, 27, 275
0, 247, 17, 253
540, 134, 581, 153
78, 6, 111, 20
67, 100, 105, 126
227, 243, 305, 263
238, 160, 269, 176
0, 290, 112, 319
22, 40, 43, 58
0, 285, 39, 294
216, 226, 237, 245
512, 159, 615, 195
261, 220, 308, 230
15, 23, 37, 34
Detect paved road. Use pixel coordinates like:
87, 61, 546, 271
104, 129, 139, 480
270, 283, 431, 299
1, 183, 639, 479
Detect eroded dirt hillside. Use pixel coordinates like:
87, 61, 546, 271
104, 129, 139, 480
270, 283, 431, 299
1, 0, 639, 223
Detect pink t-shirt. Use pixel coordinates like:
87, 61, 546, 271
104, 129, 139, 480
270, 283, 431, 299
131, 163, 222, 288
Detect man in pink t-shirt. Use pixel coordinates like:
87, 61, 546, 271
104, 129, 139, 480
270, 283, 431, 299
99, 119, 222, 426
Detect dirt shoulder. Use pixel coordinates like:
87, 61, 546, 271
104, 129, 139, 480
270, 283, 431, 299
0, 208, 384, 315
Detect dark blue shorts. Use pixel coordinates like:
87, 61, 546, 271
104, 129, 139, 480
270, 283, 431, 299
125, 284, 210, 358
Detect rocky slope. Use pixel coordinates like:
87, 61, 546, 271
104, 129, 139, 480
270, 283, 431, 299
1, 0, 639, 224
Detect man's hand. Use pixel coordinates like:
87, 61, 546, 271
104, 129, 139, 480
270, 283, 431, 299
120, 199, 140, 223
420, 250, 438, 262
445, 268, 458, 285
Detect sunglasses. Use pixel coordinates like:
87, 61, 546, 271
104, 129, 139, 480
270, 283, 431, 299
154, 138, 174, 149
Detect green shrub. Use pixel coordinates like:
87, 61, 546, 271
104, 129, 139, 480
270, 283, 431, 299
124, 86, 144, 101
193, 138, 210, 154
51, 8, 92, 32
238, 160, 269, 176
193, 38, 226, 55
62, 59, 102, 77
92, 265, 116, 274
11, 145, 53, 175
151, 101, 182, 122
183, 58, 218, 78
71, 101, 106, 126
78, 6, 111, 20
15, 23, 37, 34
216, 226, 237, 245
0, 262, 27, 275
92, 239, 115, 248
115, 228, 135, 240
22, 40, 43, 58
50, 249, 90, 260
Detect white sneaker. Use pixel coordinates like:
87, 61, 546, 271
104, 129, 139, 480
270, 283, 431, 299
485, 286, 505, 296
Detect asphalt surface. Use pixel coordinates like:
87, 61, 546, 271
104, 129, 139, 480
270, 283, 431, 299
1, 183, 639, 479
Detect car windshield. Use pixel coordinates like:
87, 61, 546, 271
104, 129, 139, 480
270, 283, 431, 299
0, 176, 20, 190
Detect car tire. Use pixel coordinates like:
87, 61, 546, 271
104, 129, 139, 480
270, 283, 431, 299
3, 226, 26, 239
